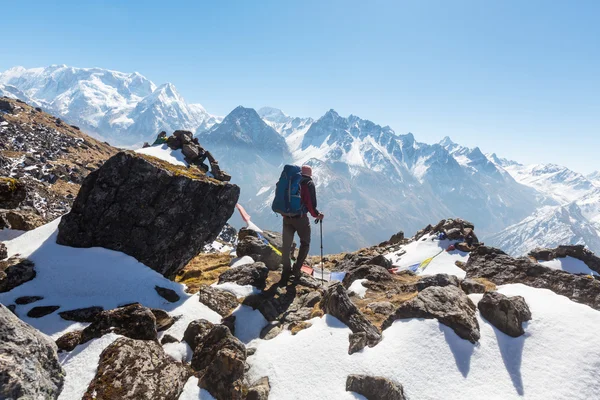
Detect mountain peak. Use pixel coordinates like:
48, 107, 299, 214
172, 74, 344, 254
439, 136, 455, 147
257, 106, 287, 123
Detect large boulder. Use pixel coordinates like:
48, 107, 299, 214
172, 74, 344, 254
190, 324, 247, 400
218, 261, 269, 290
82, 337, 190, 400
0, 257, 36, 293
80, 303, 157, 344
346, 375, 406, 400
383, 285, 480, 343
320, 282, 382, 354
478, 291, 532, 337
236, 228, 284, 271
466, 246, 600, 311
56, 151, 239, 277
416, 273, 460, 291
198, 285, 239, 316
0, 304, 65, 399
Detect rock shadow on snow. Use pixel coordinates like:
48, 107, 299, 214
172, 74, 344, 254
441, 323, 476, 378
486, 319, 528, 396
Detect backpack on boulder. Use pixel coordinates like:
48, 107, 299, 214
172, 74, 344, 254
272, 165, 306, 217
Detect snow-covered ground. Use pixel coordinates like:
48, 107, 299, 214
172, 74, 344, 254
135, 144, 188, 166
539, 256, 599, 276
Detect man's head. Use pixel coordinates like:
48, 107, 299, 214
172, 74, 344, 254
301, 165, 312, 177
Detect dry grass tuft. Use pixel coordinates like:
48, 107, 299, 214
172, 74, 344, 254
472, 277, 497, 292
175, 253, 232, 293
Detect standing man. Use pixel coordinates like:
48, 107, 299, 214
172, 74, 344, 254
280, 165, 324, 285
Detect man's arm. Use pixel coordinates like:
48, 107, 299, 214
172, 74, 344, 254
301, 181, 320, 218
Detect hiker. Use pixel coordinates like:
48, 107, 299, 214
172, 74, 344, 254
279, 165, 324, 284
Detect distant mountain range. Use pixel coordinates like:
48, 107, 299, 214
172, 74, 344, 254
2, 65, 599, 255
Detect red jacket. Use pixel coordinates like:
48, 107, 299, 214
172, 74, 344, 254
300, 176, 320, 218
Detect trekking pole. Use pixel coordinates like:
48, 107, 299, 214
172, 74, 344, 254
314, 218, 324, 285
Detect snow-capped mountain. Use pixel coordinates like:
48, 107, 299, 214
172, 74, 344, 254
258, 107, 314, 138
0, 65, 219, 145
588, 171, 600, 187
487, 203, 600, 256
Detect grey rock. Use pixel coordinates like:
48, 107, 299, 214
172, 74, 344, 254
218, 262, 269, 290
461, 278, 487, 294
346, 375, 406, 400
151, 308, 176, 332
367, 254, 393, 269
416, 273, 460, 291
320, 282, 382, 353
348, 332, 368, 355
478, 291, 532, 337
383, 285, 480, 343
15, 295, 44, 305
27, 305, 60, 318
0, 304, 64, 399
56, 151, 239, 277
0, 177, 27, 209
236, 228, 284, 271
0, 242, 6, 260
155, 285, 181, 302
530, 245, 600, 274
342, 264, 393, 287
183, 319, 215, 350
82, 337, 190, 400
161, 334, 179, 345
366, 301, 395, 316
260, 322, 284, 340
0, 257, 36, 293
198, 285, 239, 316
80, 303, 157, 344
56, 330, 83, 352
466, 246, 600, 311
59, 306, 104, 322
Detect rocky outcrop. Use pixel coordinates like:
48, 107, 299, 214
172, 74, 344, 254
346, 375, 406, 400
460, 278, 487, 294
198, 285, 239, 316
0, 257, 36, 293
383, 285, 480, 343
83, 337, 190, 400
244, 287, 322, 327
320, 282, 382, 354
80, 303, 157, 344
0, 177, 27, 208
218, 262, 269, 290
59, 306, 104, 322
466, 246, 600, 310
236, 228, 284, 271
0, 304, 65, 399
415, 218, 478, 243
188, 323, 247, 400
56, 151, 239, 277
155, 286, 181, 302
529, 245, 600, 274
416, 273, 460, 291
478, 292, 532, 337
342, 264, 393, 287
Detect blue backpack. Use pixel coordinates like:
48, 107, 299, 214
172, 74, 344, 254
272, 165, 305, 216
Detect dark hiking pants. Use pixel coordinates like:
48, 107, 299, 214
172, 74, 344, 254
281, 215, 311, 277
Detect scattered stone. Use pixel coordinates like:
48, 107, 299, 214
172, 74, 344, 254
320, 282, 382, 353
0, 209, 45, 231
0, 257, 36, 293
15, 295, 44, 305
58, 306, 103, 322
246, 377, 270, 400
342, 264, 393, 287
218, 261, 269, 290
478, 291, 532, 337
198, 285, 239, 316
260, 322, 284, 340
466, 246, 600, 311
27, 305, 60, 318
0, 242, 6, 259
183, 319, 215, 350
56, 330, 83, 352
460, 278, 487, 294
346, 375, 406, 400
366, 301, 395, 316
416, 273, 460, 291
0, 304, 64, 399
151, 308, 175, 331
236, 228, 284, 271
83, 337, 190, 400
56, 151, 239, 277
0, 177, 27, 208
155, 286, 181, 303
190, 324, 246, 400
247, 347, 257, 356
289, 321, 312, 335
80, 303, 157, 344
367, 254, 393, 270
161, 334, 179, 345
383, 285, 480, 343
348, 332, 368, 355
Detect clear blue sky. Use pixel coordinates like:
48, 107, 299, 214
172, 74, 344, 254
2, 0, 598, 173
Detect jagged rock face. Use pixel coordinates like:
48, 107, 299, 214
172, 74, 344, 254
236, 228, 284, 271
346, 375, 406, 400
320, 282, 382, 354
530, 245, 600, 274
198, 285, 239, 316
478, 292, 532, 337
218, 262, 269, 290
416, 273, 460, 291
0, 257, 36, 293
83, 337, 190, 400
466, 246, 600, 310
189, 324, 247, 400
415, 218, 478, 243
80, 303, 157, 344
0, 304, 65, 400
56, 151, 239, 277
383, 285, 481, 343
